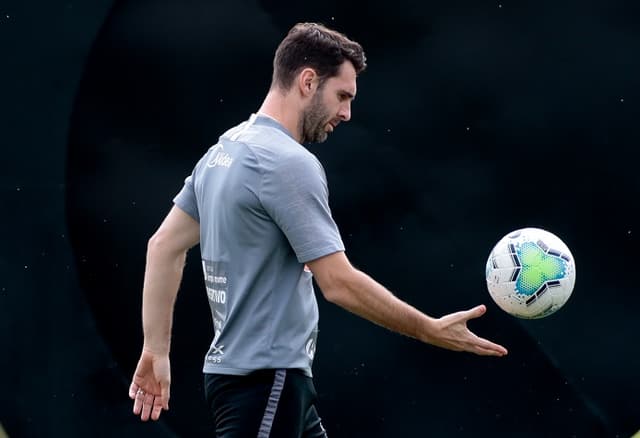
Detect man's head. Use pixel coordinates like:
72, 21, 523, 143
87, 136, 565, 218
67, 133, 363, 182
272, 22, 367, 91
271, 23, 367, 143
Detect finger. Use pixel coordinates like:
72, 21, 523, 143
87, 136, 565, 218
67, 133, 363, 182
160, 381, 170, 410
464, 304, 487, 321
151, 397, 165, 420
129, 382, 138, 400
472, 345, 507, 356
472, 335, 508, 356
141, 392, 155, 421
133, 389, 145, 415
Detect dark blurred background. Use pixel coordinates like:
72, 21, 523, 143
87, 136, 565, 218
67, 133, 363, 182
1, 0, 638, 436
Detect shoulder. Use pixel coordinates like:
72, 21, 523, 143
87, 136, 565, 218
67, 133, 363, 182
244, 135, 322, 177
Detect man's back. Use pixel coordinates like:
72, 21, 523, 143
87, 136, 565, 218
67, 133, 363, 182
173, 114, 345, 377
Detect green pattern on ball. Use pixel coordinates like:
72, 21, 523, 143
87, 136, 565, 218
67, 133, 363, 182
516, 242, 566, 295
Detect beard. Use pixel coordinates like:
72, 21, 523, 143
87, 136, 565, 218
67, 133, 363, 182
300, 91, 331, 144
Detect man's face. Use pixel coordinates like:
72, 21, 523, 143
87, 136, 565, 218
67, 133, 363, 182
301, 61, 357, 144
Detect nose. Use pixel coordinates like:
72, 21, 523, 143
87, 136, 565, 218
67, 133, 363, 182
338, 102, 351, 122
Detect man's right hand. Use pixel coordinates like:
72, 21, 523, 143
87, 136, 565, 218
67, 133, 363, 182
128, 349, 171, 421
428, 304, 508, 357
308, 251, 508, 357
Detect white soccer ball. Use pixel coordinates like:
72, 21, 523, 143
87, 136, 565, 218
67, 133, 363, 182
485, 228, 576, 319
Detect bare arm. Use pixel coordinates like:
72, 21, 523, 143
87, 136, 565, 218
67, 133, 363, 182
142, 205, 200, 353
130, 205, 199, 421
307, 251, 508, 356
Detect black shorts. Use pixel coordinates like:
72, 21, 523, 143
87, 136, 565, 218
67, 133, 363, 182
204, 369, 328, 438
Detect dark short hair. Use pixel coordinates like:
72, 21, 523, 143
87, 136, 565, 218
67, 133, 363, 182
272, 22, 367, 90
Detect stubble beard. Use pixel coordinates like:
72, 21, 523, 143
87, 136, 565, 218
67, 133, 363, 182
300, 91, 330, 144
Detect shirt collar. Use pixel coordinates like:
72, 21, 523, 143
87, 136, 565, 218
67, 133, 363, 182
253, 113, 296, 141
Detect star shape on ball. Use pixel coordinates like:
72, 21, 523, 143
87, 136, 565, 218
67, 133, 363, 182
515, 241, 566, 296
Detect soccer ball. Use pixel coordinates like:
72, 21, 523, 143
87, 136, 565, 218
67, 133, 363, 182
485, 228, 576, 319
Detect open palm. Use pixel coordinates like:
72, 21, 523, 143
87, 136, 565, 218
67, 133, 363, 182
431, 305, 508, 356
128, 349, 171, 421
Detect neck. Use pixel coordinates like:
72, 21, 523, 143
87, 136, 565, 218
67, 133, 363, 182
257, 89, 303, 143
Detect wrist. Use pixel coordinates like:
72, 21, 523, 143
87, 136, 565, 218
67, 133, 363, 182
417, 315, 440, 344
142, 343, 170, 356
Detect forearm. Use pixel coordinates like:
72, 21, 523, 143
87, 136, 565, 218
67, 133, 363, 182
141, 238, 187, 355
327, 269, 437, 344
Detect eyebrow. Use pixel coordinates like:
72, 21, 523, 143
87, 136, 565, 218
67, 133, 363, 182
341, 90, 356, 100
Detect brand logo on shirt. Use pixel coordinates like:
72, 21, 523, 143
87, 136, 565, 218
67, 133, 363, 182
206, 344, 224, 364
206, 144, 234, 168
210, 344, 225, 355
206, 331, 225, 363
305, 338, 316, 360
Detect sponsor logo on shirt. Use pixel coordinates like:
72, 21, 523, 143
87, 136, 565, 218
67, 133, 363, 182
203, 259, 229, 364
206, 144, 234, 168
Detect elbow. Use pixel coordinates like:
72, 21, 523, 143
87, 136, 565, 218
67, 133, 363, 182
146, 233, 187, 273
147, 232, 165, 254
317, 268, 358, 306
147, 231, 182, 260
307, 252, 360, 306
320, 284, 342, 305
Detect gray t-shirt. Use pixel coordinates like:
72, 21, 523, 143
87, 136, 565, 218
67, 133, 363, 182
173, 113, 344, 377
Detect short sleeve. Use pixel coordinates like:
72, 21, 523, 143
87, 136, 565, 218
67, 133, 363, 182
260, 154, 344, 263
173, 174, 200, 222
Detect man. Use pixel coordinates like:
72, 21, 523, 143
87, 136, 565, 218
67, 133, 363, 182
129, 22, 508, 436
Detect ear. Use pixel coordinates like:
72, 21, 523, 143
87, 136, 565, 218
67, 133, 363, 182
297, 68, 318, 97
